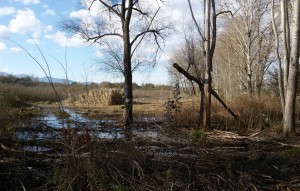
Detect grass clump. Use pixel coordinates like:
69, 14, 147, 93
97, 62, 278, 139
67, 88, 123, 107
53, 110, 70, 119
86, 160, 106, 191
189, 129, 206, 141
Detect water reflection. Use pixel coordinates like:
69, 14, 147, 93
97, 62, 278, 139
16, 108, 162, 141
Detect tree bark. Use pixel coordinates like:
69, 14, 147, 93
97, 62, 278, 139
122, 1, 133, 126
281, 0, 290, 94
204, 0, 212, 129
283, 0, 300, 135
271, 0, 285, 113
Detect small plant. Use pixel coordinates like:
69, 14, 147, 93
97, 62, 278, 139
110, 184, 127, 191
286, 147, 300, 156
165, 82, 182, 126
165, 167, 173, 181
189, 129, 205, 140
54, 110, 70, 119
86, 160, 106, 191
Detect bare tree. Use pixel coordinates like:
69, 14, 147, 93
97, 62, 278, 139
272, 0, 300, 135
169, 25, 204, 92
184, 0, 227, 128
218, 0, 274, 97
60, 0, 170, 125
169, 25, 206, 127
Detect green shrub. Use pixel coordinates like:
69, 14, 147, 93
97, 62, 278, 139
189, 129, 205, 140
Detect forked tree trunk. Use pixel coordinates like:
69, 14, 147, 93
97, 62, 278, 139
283, 0, 300, 135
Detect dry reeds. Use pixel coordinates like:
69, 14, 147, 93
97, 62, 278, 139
229, 95, 282, 131
0, 83, 66, 104
68, 88, 123, 106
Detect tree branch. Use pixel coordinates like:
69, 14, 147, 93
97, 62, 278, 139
97, 0, 121, 17
87, 33, 123, 43
187, 0, 204, 41
130, 8, 161, 55
173, 63, 244, 125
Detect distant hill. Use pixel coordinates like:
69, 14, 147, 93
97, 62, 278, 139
0, 72, 76, 84
14, 74, 31, 78
38, 77, 76, 84
0, 72, 10, 76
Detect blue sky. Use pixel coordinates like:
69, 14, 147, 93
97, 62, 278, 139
0, 0, 202, 85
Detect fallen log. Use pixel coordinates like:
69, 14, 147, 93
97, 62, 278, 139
173, 63, 244, 126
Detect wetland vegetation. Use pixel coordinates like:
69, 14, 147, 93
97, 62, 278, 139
1, 75, 300, 190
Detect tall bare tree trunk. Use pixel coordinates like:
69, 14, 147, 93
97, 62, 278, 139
204, 0, 212, 129
122, 1, 133, 126
199, 85, 204, 128
123, 44, 133, 125
271, 0, 285, 113
281, 0, 290, 94
283, 0, 300, 135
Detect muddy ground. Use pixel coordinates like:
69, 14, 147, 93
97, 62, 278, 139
1, 107, 300, 191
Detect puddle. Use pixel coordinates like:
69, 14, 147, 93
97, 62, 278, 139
36, 109, 94, 129
137, 145, 198, 159
16, 131, 59, 141
133, 127, 159, 139
90, 130, 124, 139
22, 146, 52, 152
16, 108, 167, 142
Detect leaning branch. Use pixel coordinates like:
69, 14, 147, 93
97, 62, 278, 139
173, 63, 244, 125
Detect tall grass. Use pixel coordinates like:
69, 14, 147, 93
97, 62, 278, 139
133, 89, 172, 100
163, 94, 283, 132
0, 83, 67, 104
230, 95, 282, 131
66, 88, 123, 107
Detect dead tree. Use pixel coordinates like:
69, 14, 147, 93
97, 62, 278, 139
187, 0, 230, 128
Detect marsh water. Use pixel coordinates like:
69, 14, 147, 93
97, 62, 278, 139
16, 108, 161, 141
14, 108, 192, 158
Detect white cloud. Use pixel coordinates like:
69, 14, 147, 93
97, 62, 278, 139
69, 9, 90, 19
8, 9, 42, 36
13, 0, 40, 5
0, 7, 16, 17
0, 25, 9, 38
1, 68, 9, 72
0, 42, 6, 51
43, 9, 56, 16
10, 47, 22, 52
44, 25, 53, 33
26, 38, 39, 45
46, 31, 86, 47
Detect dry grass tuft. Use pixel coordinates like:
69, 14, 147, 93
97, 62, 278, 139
68, 88, 123, 107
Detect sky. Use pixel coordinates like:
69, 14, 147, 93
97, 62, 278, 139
0, 0, 202, 85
